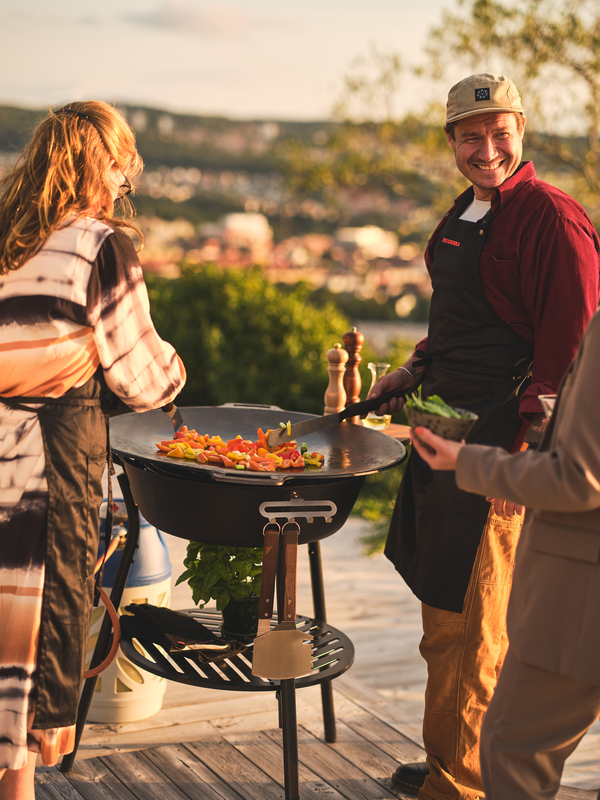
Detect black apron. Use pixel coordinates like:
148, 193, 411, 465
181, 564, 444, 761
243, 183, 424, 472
0, 373, 110, 728
385, 190, 534, 613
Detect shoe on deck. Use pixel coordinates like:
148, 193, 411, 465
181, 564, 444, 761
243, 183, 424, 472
391, 761, 429, 796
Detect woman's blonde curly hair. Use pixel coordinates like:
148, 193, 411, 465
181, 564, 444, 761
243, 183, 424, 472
0, 100, 144, 274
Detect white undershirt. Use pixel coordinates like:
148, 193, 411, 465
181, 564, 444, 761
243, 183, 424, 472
459, 198, 492, 223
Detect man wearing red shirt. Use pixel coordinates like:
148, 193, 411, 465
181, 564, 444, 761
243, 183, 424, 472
370, 73, 600, 800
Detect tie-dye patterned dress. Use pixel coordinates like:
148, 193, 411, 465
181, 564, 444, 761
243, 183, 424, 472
0, 216, 185, 770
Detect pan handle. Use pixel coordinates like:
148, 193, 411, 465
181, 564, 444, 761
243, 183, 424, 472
211, 470, 286, 486
218, 402, 284, 411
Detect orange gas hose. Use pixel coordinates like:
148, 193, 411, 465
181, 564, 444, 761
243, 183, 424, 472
83, 535, 123, 679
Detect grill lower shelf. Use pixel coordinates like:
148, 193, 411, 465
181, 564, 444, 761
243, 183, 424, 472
120, 609, 355, 691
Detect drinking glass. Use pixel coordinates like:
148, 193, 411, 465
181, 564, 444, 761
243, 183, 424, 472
363, 362, 392, 431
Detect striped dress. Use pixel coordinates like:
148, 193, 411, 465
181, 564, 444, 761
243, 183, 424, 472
0, 216, 185, 770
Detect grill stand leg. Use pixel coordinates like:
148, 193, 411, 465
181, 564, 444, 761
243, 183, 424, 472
308, 541, 336, 743
61, 469, 140, 773
274, 529, 300, 800
280, 679, 300, 800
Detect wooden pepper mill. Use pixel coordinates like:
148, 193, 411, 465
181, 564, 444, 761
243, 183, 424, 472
343, 327, 364, 423
324, 343, 348, 415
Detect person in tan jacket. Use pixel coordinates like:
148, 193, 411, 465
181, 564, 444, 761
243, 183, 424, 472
410, 307, 600, 800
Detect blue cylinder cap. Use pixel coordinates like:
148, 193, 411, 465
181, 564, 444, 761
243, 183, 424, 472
99, 499, 172, 588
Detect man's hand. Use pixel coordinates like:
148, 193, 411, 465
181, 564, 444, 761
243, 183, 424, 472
410, 426, 464, 470
485, 497, 524, 519
367, 365, 415, 415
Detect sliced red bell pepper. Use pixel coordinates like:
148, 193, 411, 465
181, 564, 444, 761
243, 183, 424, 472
256, 428, 269, 450
248, 459, 267, 471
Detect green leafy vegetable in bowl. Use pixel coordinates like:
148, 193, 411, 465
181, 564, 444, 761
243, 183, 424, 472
404, 393, 479, 443
405, 394, 472, 420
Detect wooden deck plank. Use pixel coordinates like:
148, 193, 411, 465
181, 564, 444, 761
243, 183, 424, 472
223, 729, 348, 799
60, 757, 139, 800
143, 743, 246, 800
77, 712, 280, 761
35, 767, 86, 800
159, 684, 250, 709
333, 675, 424, 747
98, 750, 191, 800
263, 727, 398, 800
303, 716, 402, 778
183, 739, 286, 800
78, 687, 362, 759
300, 717, 410, 799
322, 711, 423, 765
83, 691, 280, 740
556, 788, 598, 799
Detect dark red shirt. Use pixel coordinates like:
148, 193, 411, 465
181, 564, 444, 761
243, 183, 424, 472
418, 161, 600, 419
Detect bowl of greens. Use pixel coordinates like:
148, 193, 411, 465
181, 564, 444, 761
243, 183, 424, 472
404, 394, 478, 442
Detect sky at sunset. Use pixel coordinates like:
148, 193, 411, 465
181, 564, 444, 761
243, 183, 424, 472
1, 0, 455, 119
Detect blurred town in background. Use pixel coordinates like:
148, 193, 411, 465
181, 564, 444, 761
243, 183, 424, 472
0, 103, 437, 339
2, 102, 590, 349
3, 0, 599, 352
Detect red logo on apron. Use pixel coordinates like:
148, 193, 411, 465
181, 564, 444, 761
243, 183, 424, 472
442, 237, 460, 247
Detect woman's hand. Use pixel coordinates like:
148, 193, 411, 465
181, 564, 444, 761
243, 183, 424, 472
411, 426, 464, 470
367, 366, 415, 415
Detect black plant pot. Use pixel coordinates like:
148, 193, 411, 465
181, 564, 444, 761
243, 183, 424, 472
220, 595, 260, 643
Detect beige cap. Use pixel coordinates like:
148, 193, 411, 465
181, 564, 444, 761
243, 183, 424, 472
445, 73, 524, 124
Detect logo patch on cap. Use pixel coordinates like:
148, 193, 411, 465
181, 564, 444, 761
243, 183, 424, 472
475, 87, 491, 102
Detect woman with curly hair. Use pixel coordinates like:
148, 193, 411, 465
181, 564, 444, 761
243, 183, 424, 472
0, 101, 185, 799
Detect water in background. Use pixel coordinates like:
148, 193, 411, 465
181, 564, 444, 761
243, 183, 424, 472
355, 320, 428, 355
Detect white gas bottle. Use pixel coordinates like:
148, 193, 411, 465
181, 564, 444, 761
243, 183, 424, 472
86, 499, 172, 723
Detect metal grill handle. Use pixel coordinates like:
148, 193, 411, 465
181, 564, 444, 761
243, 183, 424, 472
259, 498, 338, 524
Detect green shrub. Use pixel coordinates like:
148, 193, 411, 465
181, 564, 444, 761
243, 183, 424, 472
145, 264, 350, 414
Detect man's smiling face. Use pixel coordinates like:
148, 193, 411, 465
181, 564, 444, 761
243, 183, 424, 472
446, 112, 525, 200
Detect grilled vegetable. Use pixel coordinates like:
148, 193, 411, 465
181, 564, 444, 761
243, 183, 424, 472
155, 427, 325, 470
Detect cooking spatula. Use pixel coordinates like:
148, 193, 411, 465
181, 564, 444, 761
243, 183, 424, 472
267, 388, 406, 447
252, 521, 313, 680
161, 401, 185, 433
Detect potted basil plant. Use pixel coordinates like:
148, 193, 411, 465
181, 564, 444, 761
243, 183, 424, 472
176, 542, 263, 643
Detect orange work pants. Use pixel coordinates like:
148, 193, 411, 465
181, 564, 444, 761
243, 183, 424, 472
418, 506, 523, 800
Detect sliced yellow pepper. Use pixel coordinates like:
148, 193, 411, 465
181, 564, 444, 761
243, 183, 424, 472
167, 446, 185, 458
227, 451, 249, 461
257, 447, 277, 459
